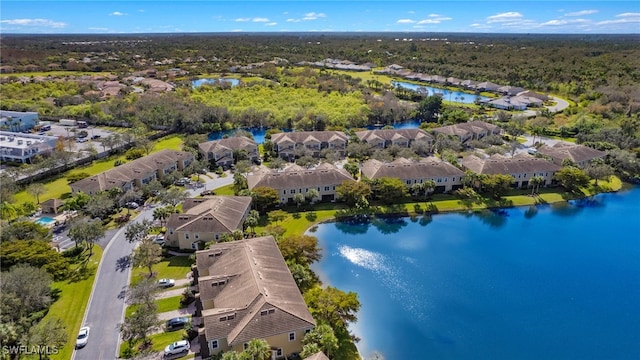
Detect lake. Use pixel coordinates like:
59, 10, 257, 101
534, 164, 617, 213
392, 81, 490, 104
312, 187, 640, 360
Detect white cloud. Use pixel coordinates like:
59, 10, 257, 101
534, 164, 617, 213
565, 10, 598, 17
397, 19, 415, 24
539, 19, 590, 27
266, 22, 278, 26
617, 13, 640, 17
0, 18, 67, 28
286, 18, 300, 23
303, 12, 326, 21
231, 29, 243, 32
109, 11, 127, 16
235, 18, 251, 22
417, 15, 452, 24
252, 17, 270, 23
88, 27, 109, 31
486, 12, 523, 23
597, 17, 640, 25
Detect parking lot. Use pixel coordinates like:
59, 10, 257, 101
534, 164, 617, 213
40, 123, 117, 154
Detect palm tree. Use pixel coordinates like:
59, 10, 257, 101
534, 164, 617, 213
243, 339, 271, 360
305, 188, 319, 204
529, 176, 545, 196
0, 201, 18, 220
153, 206, 171, 227
422, 180, 436, 200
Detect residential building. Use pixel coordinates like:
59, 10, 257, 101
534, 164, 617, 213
361, 157, 465, 193
304, 352, 330, 360
247, 163, 354, 203
537, 143, 606, 168
461, 153, 562, 188
70, 149, 194, 195
497, 85, 526, 96
0, 131, 57, 163
198, 136, 259, 168
270, 131, 348, 160
355, 129, 433, 150
517, 90, 550, 102
432, 121, 501, 144
165, 196, 252, 250
475, 81, 501, 92
0, 110, 39, 132
193, 236, 315, 359
485, 97, 528, 111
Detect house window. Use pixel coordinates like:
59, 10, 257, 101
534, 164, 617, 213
289, 332, 295, 341
169, 229, 174, 235
194, 233, 199, 239
291, 189, 295, 194
437, 178, 442, 183
445, 177, 448, 183
325, 186, 330, 191
332, 186, 336, 190
276, 349, 283, 357
406, 180, 411, 185
215, 234, 219, 240
244, 343, 248, 350
317, 187, 321, 191
305, 328, 312, 334
283, 190, 287, 195
211, 340, 219, 350
191, 242, 199, 250
185, 233, 190, 240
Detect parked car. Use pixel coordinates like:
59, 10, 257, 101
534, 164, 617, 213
164, 340, 190, 356
166, 317, 189, 331
152, 235, 166, 246
91, 134, 101, 140
158, 278, 175, 288
201, 190, 216, 196
125, 202, 140, 209
76, 326, 90, 349
76, 137, 89, 143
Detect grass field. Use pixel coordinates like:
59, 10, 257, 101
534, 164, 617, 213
131, 255, 193, 286
42, 247, 103, 360
118, 329, 189, 358
125, 295, 183, 317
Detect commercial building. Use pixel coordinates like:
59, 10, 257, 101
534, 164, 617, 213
0, 131, 58, 163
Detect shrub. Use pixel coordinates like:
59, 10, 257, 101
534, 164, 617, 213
125, 148, 145, 160
67, 172, 91, 183
114, 159, 125, 167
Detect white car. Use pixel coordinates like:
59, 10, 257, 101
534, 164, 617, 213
158, 278, 175, 288
164, 340, 190, 355
152, 235, 166, 246
76, 326, 90, 348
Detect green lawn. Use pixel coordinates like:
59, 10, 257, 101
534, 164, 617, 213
44, 247, 103, 360
118, 329, 188, 358
213, 184, 235, 195
131, 255, 193, 286
125, 295, 183, 317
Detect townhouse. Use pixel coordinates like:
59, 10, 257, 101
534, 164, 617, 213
461, 153, 562, 188
247, 163, 354, 203
198, 136, 259, 168
69, 149, 194, 195
537, 143, 606, 168
270, 131, 348, 160
355, 129, 433, 150
0, 131, 57, 163
361, 157, 466, 193
193, 236, 315, 359
432, 121, 502, 144
165, 196, 252, 250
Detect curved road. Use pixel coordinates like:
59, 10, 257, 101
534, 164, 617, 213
72, 174, 233, 360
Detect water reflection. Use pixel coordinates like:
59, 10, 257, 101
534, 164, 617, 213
334, 220, 369, 235
371, 217, 408, 234
524, 205, 538, 219
474, 209, 508, 228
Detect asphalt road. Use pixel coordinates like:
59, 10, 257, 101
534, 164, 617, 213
72, 173, 233, 360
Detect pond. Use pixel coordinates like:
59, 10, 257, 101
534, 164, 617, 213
191, 78, 240, 88
312, 187, 640, 359
392, 81, 490, 104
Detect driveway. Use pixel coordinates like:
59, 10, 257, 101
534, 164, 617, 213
72, 177, 232, 360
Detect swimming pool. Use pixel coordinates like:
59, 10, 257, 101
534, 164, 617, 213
34, 216, 56, 226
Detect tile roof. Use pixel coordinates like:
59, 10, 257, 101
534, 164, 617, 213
167, 196, 252, 233
304, 352, 330, 360
355, 128, 433, 143
433, 121, 501, 139
196, 236, 315, 345
462, 154, 562, 175
361, 157, 465, 179
198, 136, 257, 154
247, 163, 354, 190
70, 149, 193, 193
537, 143, 606, 164
270, 131, 348, 145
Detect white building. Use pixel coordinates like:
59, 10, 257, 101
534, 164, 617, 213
0, 111, 39, 132
0, 131, 58, 163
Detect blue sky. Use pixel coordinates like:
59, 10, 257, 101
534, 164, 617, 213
1, 1, 639, 34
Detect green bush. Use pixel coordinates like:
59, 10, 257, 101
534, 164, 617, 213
67, 172, 91, 183
125, 148, 145, 160
114, 159, 125, 167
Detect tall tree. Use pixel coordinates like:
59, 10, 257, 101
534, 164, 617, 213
243, 338, 271, 360
336, 180, 372, 207
415, 95, 442, 122
554, 166, 590, 193
243, 210, 260, 235
371, 177, 408, 204
251, 186, 279, 213
529, 176, 545, 195
119, 302, 159, 350
304, 286, 361, 330
302, 324, 339, 359
277, 235, 322, 266
160, 187, 188, 207
125, 219, 153, 243
152, 206, 172, 227
67, 217, 105, 255
132, 239, 163, 277
26, 317, 67, 360
26, 183, 46, 204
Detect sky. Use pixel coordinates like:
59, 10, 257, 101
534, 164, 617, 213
1, 1, 639, 34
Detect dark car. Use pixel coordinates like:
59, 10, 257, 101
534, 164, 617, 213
166, 317, 189, 331
91, 135, 101, 140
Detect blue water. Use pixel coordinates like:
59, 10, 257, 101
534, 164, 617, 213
392, 81, 490, 104
35, 216, 56, 225
192, 78, 240, 88
312, 187, 640, 360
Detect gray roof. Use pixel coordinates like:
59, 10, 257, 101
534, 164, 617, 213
433, 121, 501, 138
304, 352, 330, 360
270, 131, 348, 145
361, 157, 465, 179
247, 163, 354, 190
537, 143, 606, 164
167, 196, 252, 233
70, 149, 193, 193
462, 154, 562, 175
196, 236, 315, 345
355, 128, 433, 143
198, 136, 257, 154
